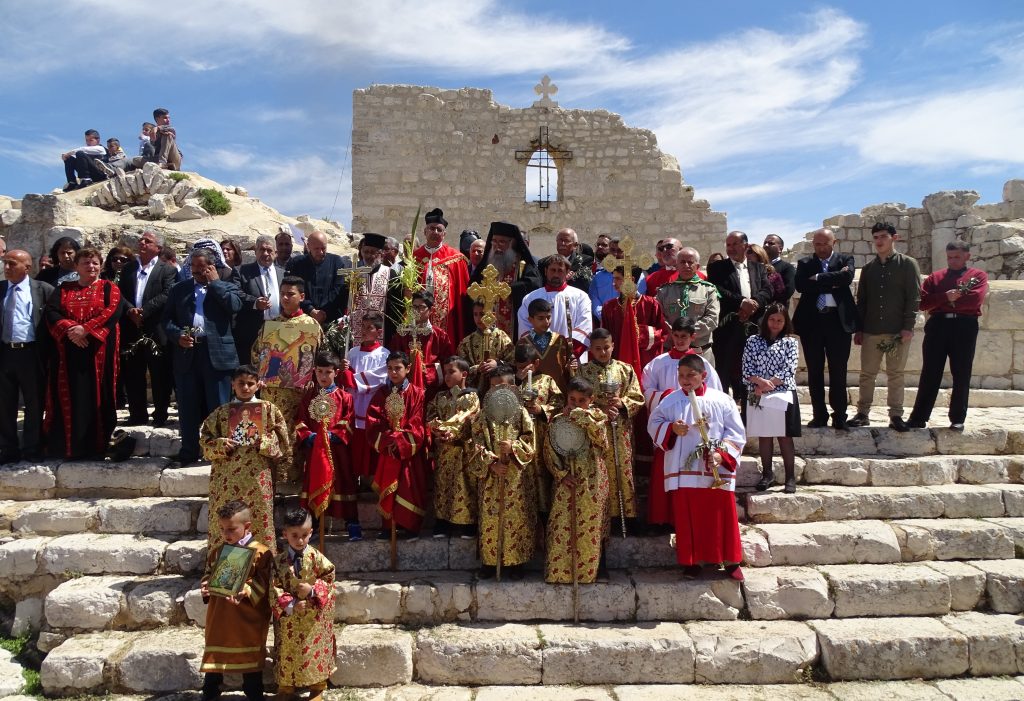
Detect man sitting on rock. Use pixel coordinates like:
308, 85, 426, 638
130, 107, 182, 171
61, 129, 108, 191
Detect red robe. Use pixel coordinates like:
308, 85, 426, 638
389, 325, 454, 400
295, 385, 355, 520
601, 294, 670, 370
366, 381, 428, 533
643, 268, 679, 297
413, 244, 469, 344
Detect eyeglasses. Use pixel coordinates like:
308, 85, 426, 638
657, 244, 675, 252
112, 256, 129, 263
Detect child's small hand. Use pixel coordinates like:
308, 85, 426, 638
296, 582, 313, 599
568, 357, 579, 372
294, 600, 309, 614
340, 359, 350, 372
490, 461, 508, 477
671, 420, 689, 436
224, 439, 237, 454
497, 439, 513, 457
200, 582, 209, 598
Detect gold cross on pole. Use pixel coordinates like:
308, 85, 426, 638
344, 254, 375, 312
467, 264, 512, 329
603, 236, 654, 299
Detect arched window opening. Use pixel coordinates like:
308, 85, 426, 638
525, 148, 558, 208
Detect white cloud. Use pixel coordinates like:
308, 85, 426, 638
250, 108, 309, 124
0, 135, 82, 167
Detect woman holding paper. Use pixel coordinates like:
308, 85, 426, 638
742, 302, 801, 493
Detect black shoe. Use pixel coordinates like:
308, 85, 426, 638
847, 413, 870, 427
167, 453, 198, 468
831, 414, 849, 431
905, 419, 927, 429
950, 423, 965, 432
62, 181, 79, 192
806, 417, 829, 428
755, 473, 774, 492
681, 565, 702, 579
889, 416, 909, 433
784, 478, 796, 494
507, 565, 525, 581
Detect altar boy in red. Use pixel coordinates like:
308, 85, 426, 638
647, 354, 746, 580
295, 351, 358, 539
389, 290, 454, 400
340, 312, 389, 479
366, 351, 428, 539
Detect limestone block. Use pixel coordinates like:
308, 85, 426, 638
615, 684, 835, 701
40, 631, 134, 695
96, 497, 198, 534
970, 559, 1024, 612
0, 536, 46, 576
477, 687, 611, 701
802, 457, 869, 486
970, 333, 1014, 375
475, 577, 572, 621
758, 521, 901, 566
923, 561, 986, 610
148, 428, 181, 457
12, 596, 43, 636
336, 579, 402, 623
605, 534, 676, 569
324, 536, 448, 573
332, 625, 413, 686
1005, 179, 1024, 202
811, 616, 968, 680
56, 459, 164, 496
997, 484, 1024, 516
936, 677, 1024, 700
941, 611, 1024, 675
820, 564, 950, 617
234, 186, 248, 197
930, 484, 1006, 518
936, 426, 1009, 455
741, 527, 772, 567
42, 533, 167, 575
197, 502, 208, 533
127, 575, 193, 626
0, 463, 56, 499
147, 194, 174, 219
0, 649, 23, 695
183, 586, 207, 626
36, 632, 65, 653
827, 680, 951, 700
539, 622, 694, 684
750, 486, 942, 523
923, 190, 980, 223
12, 499, 97, 534
633, 570, 741, 621
742, 566, 834, 620
167, 202, 210, 222
794, 428, 876, 456
956, 455, 1012, 484
116, 627, 204, 692
414, 623, 540, 685
0, 209, 21, 227
45, 576, 129, 629
873, 429, 936, 456
159, 464, 210, 496
890, 518, 1015, 561
164, 538, 206, 574
688, 620, 818, 684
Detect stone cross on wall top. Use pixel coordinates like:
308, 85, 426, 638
533, 75, 559, 108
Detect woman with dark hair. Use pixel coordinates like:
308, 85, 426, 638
44, 247, 123, 459
220, 239, 242, 269
36, 237, 82, 286
746, 244, 787, 304
101, 245, 134, 283
741, 302, 801, 493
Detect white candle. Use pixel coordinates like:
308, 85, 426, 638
527, 369, 533, 387
688, 390, 702, 422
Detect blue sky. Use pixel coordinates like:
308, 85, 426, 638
2, 1, 1022, 246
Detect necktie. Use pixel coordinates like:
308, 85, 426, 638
816, 258, 828, 310
292, 548, 304, 577
2, 286, 16, 344
263, 268, 279, 319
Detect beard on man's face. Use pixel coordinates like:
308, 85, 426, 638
486, 248, 519, 275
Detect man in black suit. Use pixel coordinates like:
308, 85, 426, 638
285, 230, 350, 325
0, 250, 53, 463
793, 228, 857, 430
764, 234, 796, 305
164, 248, 242, 467
707, 231, 772, 403
233, 235, 282, 363
119, 229, 178, 427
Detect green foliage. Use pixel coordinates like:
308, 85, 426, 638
198, 188, 232, 216
22, 667, 41, 695
167, 172, 191, 182
0, 633, 28, 655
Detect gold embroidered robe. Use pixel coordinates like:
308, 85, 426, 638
427, 387, 481, 525
457, 328, 514, 390
271, 547, 337, 687
518, 373, 564, 514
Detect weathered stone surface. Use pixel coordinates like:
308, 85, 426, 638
801, 457, 869, 486
336, 579, 403, 623
147, 194, 174, 219
12, 596, 43, 636
159, 465, 210, 496
874, 428, 935, 456
605, 534, 676, 569
40, 631, 134, 694
930, 484, 1006, 518
741, 527, 771, 567
540, 622, 694, 684
476, 577, 572, 622
56, 459, 164, 496
42, 533, 166, 575
127, 575, 193, 626
11, 499, 97, 534
116, 627, 204, 692
941, 611, 1024, 675
183, 587, 207, 626
934, 677, 1024, 700
935, 427, 1008, 454
986, 517, 1024, 555
0, 463, 56, 499
970, 559, 1024, 612
890, 518, 1015, 561
867, 456, 957, 486
45, 575, 128, 629
742, 566, 833, 620
0, 536, 47, 576
688, 620, 818, 684
414, 623, 540, 685
998, 484, 1024, 517
477, 687, 612, 701
615, 684, 834, 700
827, 680, 951, 700
332, 625, 413, 686
956, 455, 1013, 484
747, 486, 942, 523
148, 428, 181, 457
164, 538, 206, 574
167, 202, 211, 222
922, 561, 986, 611
402, 572, 474, 624
324, 537, 448, 573
633, 570, 742, 621
794, 428, 876, 456
96, 496, 199, 534
819, 564, 950, 617
810, 617, 968, 680
757, 521, 901, 566
0, 648, 24, 695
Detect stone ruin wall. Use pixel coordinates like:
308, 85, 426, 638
351, 84, 726, 259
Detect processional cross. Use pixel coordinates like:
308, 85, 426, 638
603, 236, 654, 299
467, 264, 512, 330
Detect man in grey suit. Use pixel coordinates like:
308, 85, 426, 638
164, 249, 242, 467
233, 235, 282, 363
119, 229, 178, 427
0, 250, 54, 463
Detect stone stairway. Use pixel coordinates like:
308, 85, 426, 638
0, 398, 1022, 697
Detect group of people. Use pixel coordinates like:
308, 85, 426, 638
0, 207, 990, 606
60, 107, 182, 191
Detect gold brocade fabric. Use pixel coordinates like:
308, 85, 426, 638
519, 373, 564, 514
271, 547, 337, 687
427, 388, 481, 525
457, 328, 514, 389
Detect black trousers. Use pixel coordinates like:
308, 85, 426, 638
63, 152, 107, 184
712, 319, 748, 404
0, 344, 45, 460
910, 315, 979, 424
203, 671, 263, 701
122, 337, 173, 423
798, 311, 852, 420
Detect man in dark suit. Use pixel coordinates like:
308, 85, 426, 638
793, 228, 857, 430
0, 250, 53, 463
233, 235, 281, 363
707, 231, 772, 403
764, 234, 796, 305
164, 248, 242, 467
119, 229, 178, 427
285, 230, 350, 325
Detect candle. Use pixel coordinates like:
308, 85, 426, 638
527, 369, 533, 387
688, 390, 701, 422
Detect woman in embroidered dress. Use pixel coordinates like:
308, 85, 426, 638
741, 302, 801, 493
45, 247, 123, 459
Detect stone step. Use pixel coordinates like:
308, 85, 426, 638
39, 611, 1024, 695
745, 484, 1024, 523
799, 454, 1024, 487
792, 386, 1024, 409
